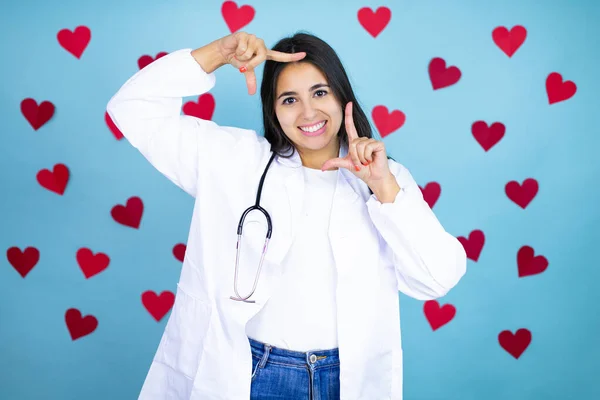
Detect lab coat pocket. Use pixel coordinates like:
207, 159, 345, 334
159, 284, 213, 380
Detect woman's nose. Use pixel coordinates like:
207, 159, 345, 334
301, 102, 318, 120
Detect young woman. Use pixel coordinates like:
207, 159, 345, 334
107, 31, 467, 400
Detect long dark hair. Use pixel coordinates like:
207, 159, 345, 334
260, 31, 385, 160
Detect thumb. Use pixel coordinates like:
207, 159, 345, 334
321, 157, 353, 172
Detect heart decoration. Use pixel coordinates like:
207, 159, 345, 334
492, 25, 527, 57
371, 105, 405, 137
36, 163, 69, 195
457, 230, 485, 262
517, 245, 548, 277
546, 72, 577, 105
357, 6, 391, 38
142, 290, 175, 322
57, 26, 91, 59
498, 328, 531, 359
138, 52, 168, 70
221, 1, 255, 33
7, 246, 40, 278
111, 196, 144, 229
472, 121, 505, 151
183, 94, 216, 121
505, 178, 538, 209
65, 308, 98, 340
429, 57, 461, 90
173, 243, 187, 262
76, 248, 110, 279
419, 182, 441, 209
424, 300, 456, 331
21, 98, 55, 130
105, 112, 124, 140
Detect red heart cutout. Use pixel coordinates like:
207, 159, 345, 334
517, 246, 548, 277
65, 308, 98, 340
36, 163, 69, 195
57, 26, 91, 59
418, 182, 441, 209
472, 121, 505, 151
429, 57, 461, 90
173, 243, 187, 262
498, 328, 531, 359
221, 1, 255, 33
138, 52, 168, 70
76, 248, 110, 279
457, 230, 485, 262
424, 300, 456, 331
357, 7, 391, 38
111, 196, 144, 229
183, 94, 216, 121
546, 72, 576, 105
492, 25, 527, 57
105, 112, 124, 140
21, 98, 55, 130
7, 246, 40, 278
142, 290, 175, 321
372, 105, 405, 137
505, 178, 538, 209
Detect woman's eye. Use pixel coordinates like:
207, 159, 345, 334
315, 90, 327, 97
283, 97, 295, 105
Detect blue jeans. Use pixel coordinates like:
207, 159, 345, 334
248, 337, 341, 399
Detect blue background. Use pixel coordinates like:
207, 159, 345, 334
1, 0, 599, 399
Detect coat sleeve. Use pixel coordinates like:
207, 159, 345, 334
366, 160, 467, 300
106, 48, 263, 197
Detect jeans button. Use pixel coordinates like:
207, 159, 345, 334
309, 354, 317, 363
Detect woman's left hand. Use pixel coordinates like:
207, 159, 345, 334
321, 102, 394, 188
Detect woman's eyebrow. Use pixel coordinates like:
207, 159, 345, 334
277, 83, 330, 99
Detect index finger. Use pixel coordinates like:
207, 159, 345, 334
345, 102, 359, 140
266, 50, 307, 62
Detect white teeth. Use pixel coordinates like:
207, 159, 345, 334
299, 121, 325, 132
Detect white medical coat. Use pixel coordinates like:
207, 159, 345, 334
106, 48, 467, 400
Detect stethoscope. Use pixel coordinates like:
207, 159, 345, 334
230, 152, 278, 303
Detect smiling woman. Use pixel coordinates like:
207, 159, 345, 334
106, 29, 467, 400
261, 33, 377, 170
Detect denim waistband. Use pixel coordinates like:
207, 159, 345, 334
248, 337, 340, 368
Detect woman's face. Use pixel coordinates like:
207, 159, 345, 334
274, 62, 343, 167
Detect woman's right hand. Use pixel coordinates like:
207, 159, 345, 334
216, 32, 306, 95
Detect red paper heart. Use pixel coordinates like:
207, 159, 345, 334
424, 300, 456, 331
7, 246, 40, 278
457, 230, 485, 262
65, 308, 98, 340
183, 94, 216, 120
221, 1, 255, 33
546, 72, 577, 105
517, 246, 548, 277
372, 105, 405, 137
498, 328, 531, 359
429, 57, 461, 90
21, 98, 55, 130
57, 26, 91, 59
142, 290, 175, 321
36, 163, 69, 195
76, 248, 110, 279
138, 52, 168, 70
173, 243, 187, 262
505, 178, 538, 209
105, 111, 124, 140
492, 25, 527, 57
472, 121, 505, 151
111, 196, 144, 229
357, 6, 391, 38
419, 182, 441, 209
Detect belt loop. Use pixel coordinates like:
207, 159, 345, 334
259, 343, 271, 368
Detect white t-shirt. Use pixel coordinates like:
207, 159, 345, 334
245, 166, 339, 351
